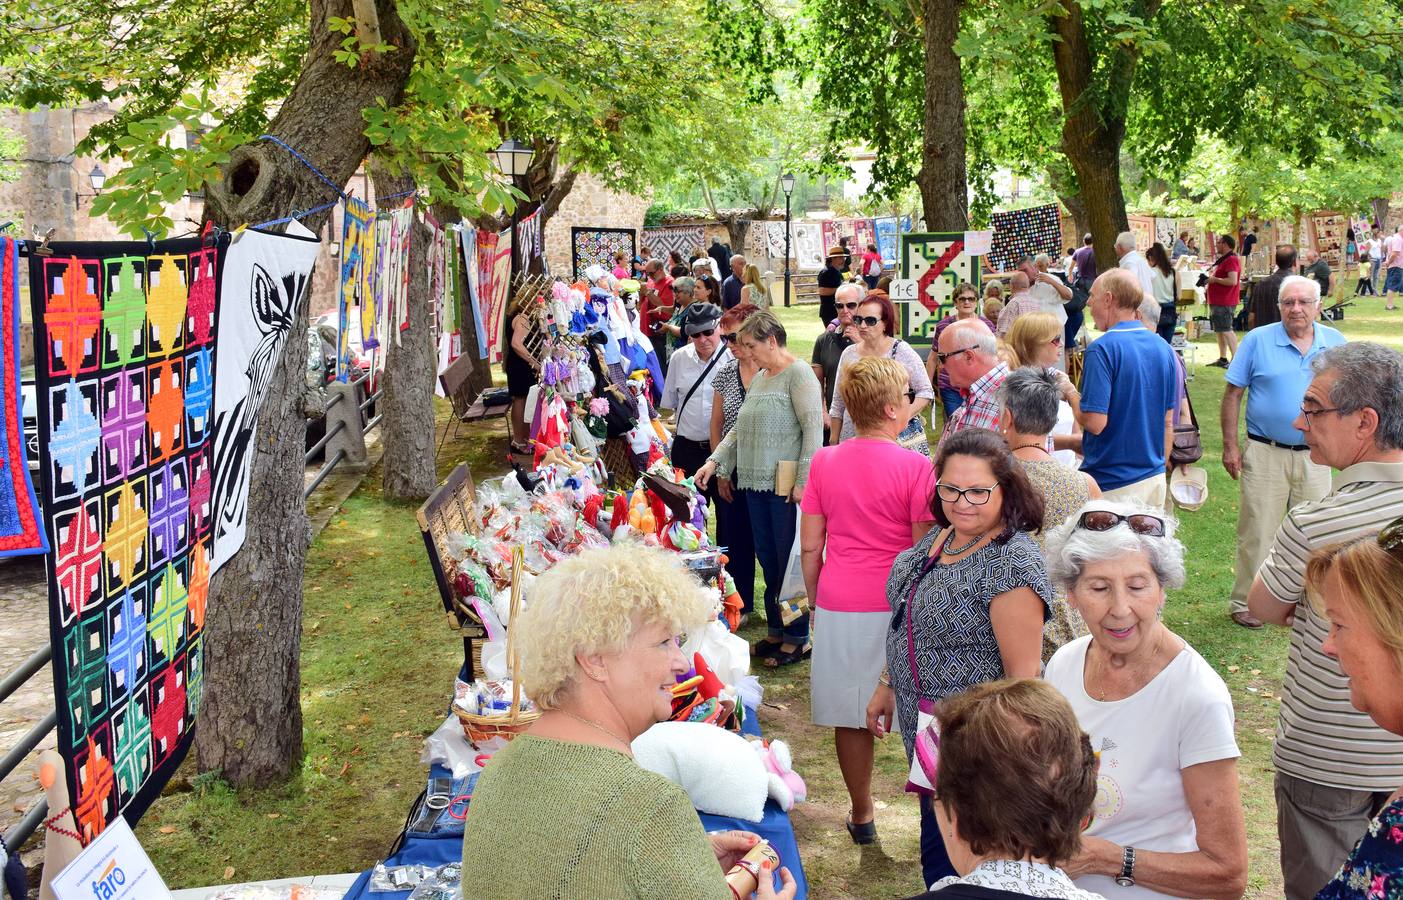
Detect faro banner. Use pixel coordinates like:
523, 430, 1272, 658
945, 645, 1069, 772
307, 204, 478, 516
51, 817, 173, 900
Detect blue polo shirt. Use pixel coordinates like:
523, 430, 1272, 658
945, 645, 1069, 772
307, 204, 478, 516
1079, 322, 1178, 491
1226, 321, 1345, 445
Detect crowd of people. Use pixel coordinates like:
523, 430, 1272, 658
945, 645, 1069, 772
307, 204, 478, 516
481, 231, 1403, 900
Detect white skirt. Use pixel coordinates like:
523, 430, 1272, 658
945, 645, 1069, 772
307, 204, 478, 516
809, 607, 889, 730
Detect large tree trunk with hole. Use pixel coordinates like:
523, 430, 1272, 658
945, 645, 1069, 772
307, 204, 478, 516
916, 0, 969, 231
373, 163, 438, 500
1049, 0, 1151, 273
194, 0, 416, 787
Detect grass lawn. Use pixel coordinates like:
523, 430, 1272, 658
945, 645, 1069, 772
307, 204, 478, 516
138, 291, 1398, 896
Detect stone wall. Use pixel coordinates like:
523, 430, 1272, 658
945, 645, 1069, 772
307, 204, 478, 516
542, 172, 651, 277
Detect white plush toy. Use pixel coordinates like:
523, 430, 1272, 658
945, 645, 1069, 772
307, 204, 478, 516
631, 721, 769, 822
749, 738, 808, 812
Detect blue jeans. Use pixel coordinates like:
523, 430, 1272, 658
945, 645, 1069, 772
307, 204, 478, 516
714, 485, 756, 615
742, 489, 808, 643
1372, 257, 1383, 293
1064, 308, 1085, 350
939, 385, 963, 420
919, 795, 957, 888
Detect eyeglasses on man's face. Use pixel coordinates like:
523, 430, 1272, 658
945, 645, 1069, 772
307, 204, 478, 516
1299, 405, 1343, 428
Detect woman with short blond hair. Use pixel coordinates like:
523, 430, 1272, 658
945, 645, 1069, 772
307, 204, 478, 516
464, 544, 797, 899
800, 356, 937, 845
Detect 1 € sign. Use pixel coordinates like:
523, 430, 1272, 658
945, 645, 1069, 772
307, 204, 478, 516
889, 279, 919, 302
51, 817, 173, 900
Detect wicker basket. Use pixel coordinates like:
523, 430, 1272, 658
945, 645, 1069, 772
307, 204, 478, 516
456, 547, 539, 747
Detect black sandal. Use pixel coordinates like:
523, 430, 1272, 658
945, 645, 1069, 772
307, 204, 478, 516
752, 638, 784, 659
764, 644, 811, 668
846, 815, 878, 845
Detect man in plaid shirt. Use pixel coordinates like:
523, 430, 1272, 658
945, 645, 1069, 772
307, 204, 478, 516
934, 319, 1008, 457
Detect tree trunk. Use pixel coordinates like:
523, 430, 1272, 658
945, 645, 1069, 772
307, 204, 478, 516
1046, 162, 1089, 241
373, 163, 439, 500
917, 0, 969, 231
194, 0, 416, 787
1048, 0, 1154, 273
723, 215, 752, 255
1372, 197, 1390, 229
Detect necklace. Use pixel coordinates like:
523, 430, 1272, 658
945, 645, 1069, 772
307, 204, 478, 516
1012, 442, 1050, 454
942, 528, 989, 556
555, 709, 633, 754
1089, 629, 1168, 701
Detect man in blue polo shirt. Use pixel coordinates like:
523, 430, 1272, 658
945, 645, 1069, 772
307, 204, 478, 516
1071, 269, 1179, 506
1220, 275, 1345, 628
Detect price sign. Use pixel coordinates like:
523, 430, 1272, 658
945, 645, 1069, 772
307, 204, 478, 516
889, 279, 919, 302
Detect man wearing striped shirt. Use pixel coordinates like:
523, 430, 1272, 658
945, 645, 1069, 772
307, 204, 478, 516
1248, 341, 1403, 899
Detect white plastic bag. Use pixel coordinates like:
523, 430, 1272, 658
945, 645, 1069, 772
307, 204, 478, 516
777, 506, 808, 623
420, 715, 482, 780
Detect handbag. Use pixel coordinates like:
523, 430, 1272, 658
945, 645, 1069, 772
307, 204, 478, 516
899, 553, 942, 796
1170, 390, 1203, 467
890, 340, 932, 458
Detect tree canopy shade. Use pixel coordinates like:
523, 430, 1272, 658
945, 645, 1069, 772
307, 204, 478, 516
1, 0, 760, 785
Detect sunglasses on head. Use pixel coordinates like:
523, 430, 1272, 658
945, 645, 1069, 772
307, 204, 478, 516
1379, 517, 1403, 552
854, 315, 882, 327
1075, 510, 1166, 537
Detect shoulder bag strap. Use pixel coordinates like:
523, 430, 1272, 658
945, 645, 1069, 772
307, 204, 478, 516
676, 347, 728, 423
903, 549, 941, 696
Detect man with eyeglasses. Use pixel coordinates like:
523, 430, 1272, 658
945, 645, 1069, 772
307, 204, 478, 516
932, 319, 1007, 457
1222, 275, 1345, 630
660, 303, 728, 480
811, 282, 862, 445
1245, 341, 1403, 899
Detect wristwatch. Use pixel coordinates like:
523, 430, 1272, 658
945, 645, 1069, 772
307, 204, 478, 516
1115, 845, 1137, 887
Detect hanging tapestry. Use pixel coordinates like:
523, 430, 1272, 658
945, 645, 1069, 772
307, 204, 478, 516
875, 218, 900, 265
30, 236, 227, 839
763, 222, 789, 261
820, 220, 841, 257
491, 229, 514, 363
0, 236, 45, 556
374, 200, 414, 356
1128, 215, 1155, 252
515, 208, 544, 273
475, 230, 501, 362
793, 223, 824, 271
853, 219, 876, 257
459, 227, 487, 361
987, 204, 1062, 274
337, 197, 375, 380
209, 228, 321, 574
641, 226, 705, 265
571, 227, 636, 281
1155, 218, 1178, 249
1313, 213, 1346, 268
899, 233, 981, 353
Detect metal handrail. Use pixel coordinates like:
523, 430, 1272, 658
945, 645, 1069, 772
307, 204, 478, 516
4, 796, 47, 850
302, 449, 347, 499
0, 710, 56, 785
0, 645, 51, 705
304, 419, 347, 464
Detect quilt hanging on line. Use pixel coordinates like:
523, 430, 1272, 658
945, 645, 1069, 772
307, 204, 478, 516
899, 232, 981, 353
374, 200, 414, 357
1155, 218, 1179, 249
571, 227, 635, 282
1127, 215, 1155, 253
875, 218, 900, 265
0, 236, 46, 556
792, 224, 824, 271
209, 228, 322, 574
641, 226, 705, 265
337, 196, 375, 380
987, 204, 1062, 274
30, 236, 225, 839
514, 208, 543, 273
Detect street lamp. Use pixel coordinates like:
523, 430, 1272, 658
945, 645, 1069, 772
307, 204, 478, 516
75, 163, 107, 209
490, 138, 535, 179
781, 172, 795, 308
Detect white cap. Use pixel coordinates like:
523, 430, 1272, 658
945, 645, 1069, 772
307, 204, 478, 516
584, 264, 607, 283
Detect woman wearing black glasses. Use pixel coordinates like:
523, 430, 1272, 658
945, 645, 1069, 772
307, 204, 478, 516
1042, 501, 1248, 899
828, 292, 936, 456
867, 427, 1051, 888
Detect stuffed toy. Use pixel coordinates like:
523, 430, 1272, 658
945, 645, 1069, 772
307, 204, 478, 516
748, 738, 807, 812
631, 721, 769, 822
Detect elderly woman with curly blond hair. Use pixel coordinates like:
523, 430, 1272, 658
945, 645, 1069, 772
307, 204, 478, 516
462, 544, 796, 900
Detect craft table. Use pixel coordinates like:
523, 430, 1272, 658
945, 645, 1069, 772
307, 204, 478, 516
341, 709, 809, 900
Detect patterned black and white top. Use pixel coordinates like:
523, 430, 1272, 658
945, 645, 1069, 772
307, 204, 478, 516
710, 359, 746, 480
885, 527, 1052, 760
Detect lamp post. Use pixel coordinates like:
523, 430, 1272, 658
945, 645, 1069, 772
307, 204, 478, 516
781, 172, 795, 307
490, 138, 535, 278
75, 163, 107, 210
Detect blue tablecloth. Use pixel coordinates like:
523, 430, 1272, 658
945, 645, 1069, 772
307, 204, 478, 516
342, 709, 808, 899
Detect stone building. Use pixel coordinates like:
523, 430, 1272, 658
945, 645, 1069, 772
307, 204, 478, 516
541, 173, 651, 277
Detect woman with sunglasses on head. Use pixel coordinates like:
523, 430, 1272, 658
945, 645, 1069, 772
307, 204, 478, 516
867, 427, 1052, 888
829, 292, 936, 456
1042, 500, 1248, 899
1307, 525, 1403, 899
709, 303, 762, 624
1008, 311, 1083, 466
800, 356, 938, 847
697, 311, 824, 668
926, 282, 995, 422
